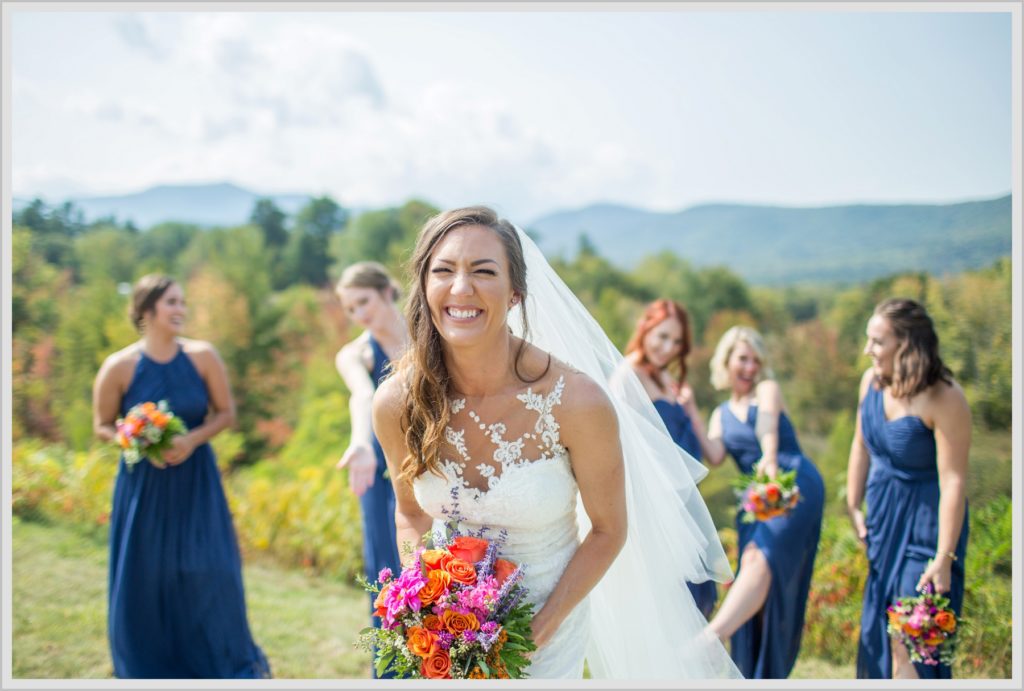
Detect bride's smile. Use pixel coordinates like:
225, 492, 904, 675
426, 224, 517, 350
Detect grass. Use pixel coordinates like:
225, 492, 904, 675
11, 515, 372, 679
12, 516, 862, 680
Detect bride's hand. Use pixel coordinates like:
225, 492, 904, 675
528, 611, 556, 652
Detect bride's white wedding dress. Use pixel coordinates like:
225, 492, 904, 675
413, 375, 589, 678
412, 225, 741, 679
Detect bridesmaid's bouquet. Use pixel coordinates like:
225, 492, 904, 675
734, 468, 801, 523
115, 400, 187, 470
356, 528, 537, 679
886, 582, 960, 666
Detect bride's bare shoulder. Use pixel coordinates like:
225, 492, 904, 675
544, 357, 613, 416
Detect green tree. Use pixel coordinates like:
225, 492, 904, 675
250, 198, 289, 250
281, 196, 349, 286
13, 199, 86, 269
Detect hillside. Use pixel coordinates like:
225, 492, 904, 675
527, 194, 1012, 285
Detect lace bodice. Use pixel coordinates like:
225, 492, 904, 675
412, 374, 589, 678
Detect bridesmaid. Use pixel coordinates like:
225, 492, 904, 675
847, 298, 970, 679
623, 298, 717, 619
92, 275, 270, 678
698, 326, 825, 678
333, 262, 406, 677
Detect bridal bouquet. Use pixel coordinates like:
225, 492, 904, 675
356, 529, 537, 679
734, 468, 801, 523
115, 400, 187, 470
886, 582, 960, 666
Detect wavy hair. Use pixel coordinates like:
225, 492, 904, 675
393, 206, 546, 483
873, 297, 953, 398
624, 299, 692, 393
709, 325, 774, 391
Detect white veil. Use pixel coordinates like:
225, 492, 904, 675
508, 226, 742, 679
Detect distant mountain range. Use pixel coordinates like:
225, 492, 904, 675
527, 194, 1012, 285
14, 182, 311, 230
13, 183, 1012, 285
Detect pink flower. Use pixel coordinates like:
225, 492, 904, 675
381, 569, 428, 626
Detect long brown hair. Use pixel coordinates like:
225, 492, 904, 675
393, 206, 545, 483
624, 299, 692, 393
873, 297, 953, 398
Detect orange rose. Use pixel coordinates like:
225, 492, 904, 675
117, 432, 131, 449
934, 610, 956, 633
418, 569, 452, 606
493, 558, 518, 587
441, 554, 477, 586
903, 623, 921, 638
421, 645, 452, 679
751, 494, 766, 510
373, 583, 391, 618
887, 610, 902, 627
764, 484, 781, 502
405, 626, 437, 659
442, 608, 480, 635
448, 536, 489, 563
421, 549, 447, 572
422, 614, 443, 631
924, 630, 945, 646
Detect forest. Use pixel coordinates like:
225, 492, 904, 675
10, 195, 1013, 677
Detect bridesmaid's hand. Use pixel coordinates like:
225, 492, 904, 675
677, 383, 695, 409
848, 507, 868, 548
162, 433, 196, 465
917, 556, 953, 594
337, 444, 377, 497
754, 457, 779, 480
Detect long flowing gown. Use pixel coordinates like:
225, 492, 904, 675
718, 402, 824, 679
107, 345, 270, 678
652, 398, 718, 619
855, 384, 968, 679
361, 335, 402, 678
414, 375, 589, 678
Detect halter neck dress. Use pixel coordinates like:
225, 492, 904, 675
107, 345, 270, 678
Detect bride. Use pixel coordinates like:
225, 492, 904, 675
372, 206, 741, 679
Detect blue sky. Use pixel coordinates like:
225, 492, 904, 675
10, 7, 1013, 222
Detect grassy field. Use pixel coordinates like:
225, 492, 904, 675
11, 516, 854, 680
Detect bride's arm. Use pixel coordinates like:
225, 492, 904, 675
372, 375, 434, 566
530, 373, 627, 650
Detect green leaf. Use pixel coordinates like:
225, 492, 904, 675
375, 651, 395, 678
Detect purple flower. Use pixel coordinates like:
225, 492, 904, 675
481, 621, 498, 635
377, 567, 393, 583
463, 630, 478, 644
437, 632, 454, 650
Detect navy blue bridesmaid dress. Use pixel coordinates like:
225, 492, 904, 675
107, 345, 270, 678
856, 384, 968, 679
653, 398, 718, 620
362, 335, 402, 678
718, 402, 825, 679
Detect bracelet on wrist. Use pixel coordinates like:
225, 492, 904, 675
938, 550, 957, 562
